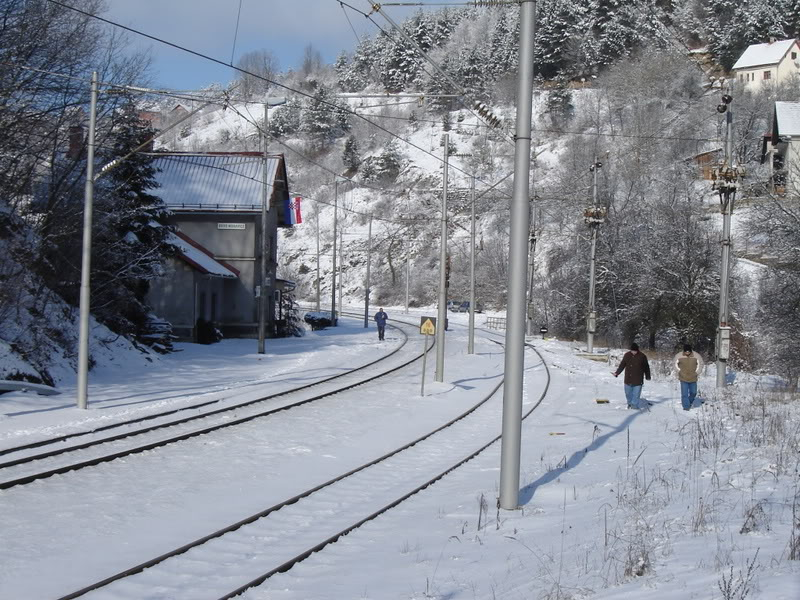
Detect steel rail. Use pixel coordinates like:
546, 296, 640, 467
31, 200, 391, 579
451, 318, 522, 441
54, 341, 549, 600
0, 316, 408, 460
0, 320, 431, 490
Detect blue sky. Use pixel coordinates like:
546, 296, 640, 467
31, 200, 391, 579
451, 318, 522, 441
104, 0, 442, 91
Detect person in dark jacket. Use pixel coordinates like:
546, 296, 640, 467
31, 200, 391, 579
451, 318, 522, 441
374, 308, 388, 341
612, 343, 651, 409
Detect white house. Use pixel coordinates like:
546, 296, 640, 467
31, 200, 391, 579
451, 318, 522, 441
769, 101, 800, 193
732, 39, 800, 92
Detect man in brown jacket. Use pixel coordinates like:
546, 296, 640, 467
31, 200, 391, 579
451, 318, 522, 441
674, 344, 703, 410
612, 343, 651, 409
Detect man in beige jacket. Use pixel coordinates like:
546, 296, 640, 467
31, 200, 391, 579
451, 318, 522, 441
674, 344, 704, 410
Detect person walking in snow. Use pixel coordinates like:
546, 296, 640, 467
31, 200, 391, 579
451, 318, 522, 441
674, 344, 704, 410
374, 308, 388, 341
612, 343, 651, 410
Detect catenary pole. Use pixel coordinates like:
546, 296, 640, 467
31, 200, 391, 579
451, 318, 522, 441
716, 93, 735, 388
364, 214, 373, 327
587, 158, 600, 354
435, 133, 450, 382
258, 98, 286, 353
258, 103, 269, 354
315, 205, 321, 311
338, 228, 344, 320
331, 180, 339, 325
499, 0, 536, 510
468, 175, 476, 354
76, 71, 99, 410
405, 238, 410, 314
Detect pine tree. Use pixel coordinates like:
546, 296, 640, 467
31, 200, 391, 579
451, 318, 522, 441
342, 135, 360, 172
92, 98, 172, 336
301, 84, 349, 145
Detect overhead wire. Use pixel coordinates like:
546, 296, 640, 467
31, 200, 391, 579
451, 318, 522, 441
340, 0, 510, 139
44, 0, 504, 195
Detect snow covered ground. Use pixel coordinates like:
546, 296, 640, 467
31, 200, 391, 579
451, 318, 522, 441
0, 309, 797, 600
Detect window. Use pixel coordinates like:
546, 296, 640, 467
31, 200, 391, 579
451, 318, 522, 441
792, 52, 797, 60
764, 71, 771, 80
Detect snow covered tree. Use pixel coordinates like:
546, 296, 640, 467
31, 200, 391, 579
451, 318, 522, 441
302, 84, 350, 146
703, 0, 790, 70
91, 100, 172, 335
269, 103, 301, 137
342, 135, 360, 172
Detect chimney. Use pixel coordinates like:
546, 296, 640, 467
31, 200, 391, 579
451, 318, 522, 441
68, 125, 84, 159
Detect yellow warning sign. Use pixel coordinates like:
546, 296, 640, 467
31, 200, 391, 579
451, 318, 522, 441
420, 316, 436, 335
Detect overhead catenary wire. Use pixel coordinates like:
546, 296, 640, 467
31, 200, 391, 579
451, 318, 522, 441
40, 0, 726, 230
44, 0, 497, 191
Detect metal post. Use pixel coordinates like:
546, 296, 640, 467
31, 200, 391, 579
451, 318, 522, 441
526, 226, 537, 337
587, 159, 601, 354
315, 205, 321, 311
717, 106, 734, 389
499, 0, 536, 510
587, 227, 597, 353
468, 176, 476, 355
258, 103, 269, 354
332, 180, 338, 325
420, 335, 428, 396
405, 238, 410, 314
76, 71, 99, 410
435, 133, 450, 382
254, 98, 286, 349
364, 214, 372, 328
338, 228, 343, 320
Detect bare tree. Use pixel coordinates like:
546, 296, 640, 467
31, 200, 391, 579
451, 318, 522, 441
235, 49, 279, 99
301, 45, 324, 77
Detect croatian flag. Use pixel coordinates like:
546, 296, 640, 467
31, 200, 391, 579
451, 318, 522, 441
289, 196, 302, 225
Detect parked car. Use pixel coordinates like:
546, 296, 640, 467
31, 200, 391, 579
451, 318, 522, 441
458, 301, 484, 313
447, 300, 462, 312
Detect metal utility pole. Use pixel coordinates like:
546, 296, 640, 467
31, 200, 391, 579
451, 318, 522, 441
315, 205, 321, 311
74, 80, 231, 408
586, 158, 604, 354
258, 97, 286, 354
713, 91, 742, 389
468, 176, 476, 355
435, 134, 450, 383
258, 103, 270, 354
526, 223, 537, 337
364, 214, 373, 328
331, 179, 340, 325
405, 238, 410, 314
499, 0, 536, 511
76, 71, 99, 410
338, 228, 344, 320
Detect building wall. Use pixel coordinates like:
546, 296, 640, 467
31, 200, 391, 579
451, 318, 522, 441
736, 45, 800, 92
150, 208, 281, 339
146, 259, 197, 338
778, 43, 800, 82
788, 137, 800, 191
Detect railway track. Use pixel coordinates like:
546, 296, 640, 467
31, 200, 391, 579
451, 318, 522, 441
0, 317, 427, 490
50, 340, 550, 600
